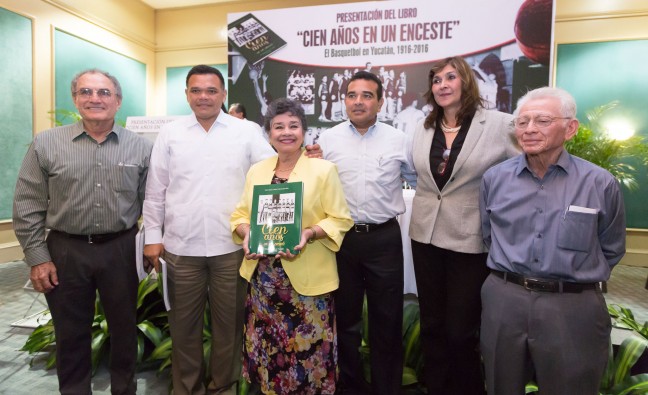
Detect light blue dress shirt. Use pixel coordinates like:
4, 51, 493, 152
319, 120, 416, 224
480, 150, 626, 282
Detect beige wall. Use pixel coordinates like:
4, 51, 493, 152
1, 0, 647, 265
153, 0, 370, 114
0, 0, 156, 262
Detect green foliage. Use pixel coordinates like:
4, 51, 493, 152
600, 337, 648, 395
526, 305, 648, 395
565, 101, 648, 191
145, 300, 213, 381
402, 300, 423, 386
608, 304, 648, 341
360, 295, 424, 391
22, 273, 169, 374
48, 108, 126, 127
49, 109, 81, 126
525, 382, 539, 393
21, 321, 56, 369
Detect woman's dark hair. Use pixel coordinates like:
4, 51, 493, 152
264, 98, 307, 134
423, 56, 483, 129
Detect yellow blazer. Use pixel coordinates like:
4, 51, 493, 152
231, 153, 353, 296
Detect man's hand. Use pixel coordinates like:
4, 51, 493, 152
30, 261, 58, 293
144, 243, 164, 273
304, 143, 322, 158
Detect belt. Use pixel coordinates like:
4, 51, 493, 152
490, 270, 599, 293
353, 218, 397, 233
53, 226, 136, 244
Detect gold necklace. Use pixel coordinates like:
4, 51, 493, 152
440, 119, 461, 134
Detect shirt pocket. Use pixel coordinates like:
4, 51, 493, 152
115, 163, 141, 201
367, 152, 401, 187
557, 210, 597, 252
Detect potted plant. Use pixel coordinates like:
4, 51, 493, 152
565, 101, 648, 190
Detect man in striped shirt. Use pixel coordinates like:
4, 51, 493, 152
13, 69, 152, 395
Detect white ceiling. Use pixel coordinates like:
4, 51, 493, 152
140, 0, 245, 9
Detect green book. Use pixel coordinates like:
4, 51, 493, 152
249, 181, 304, 255
227, 13, 287, 66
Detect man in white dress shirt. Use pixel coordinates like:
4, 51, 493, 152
143, 65, 274, 395
318, 71, 416, 395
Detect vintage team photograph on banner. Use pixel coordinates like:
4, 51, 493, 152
227, 0, 554, 138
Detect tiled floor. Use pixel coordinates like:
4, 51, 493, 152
0, 261, 169, 394
0, 260, 646, 394
603, 264, 648, 324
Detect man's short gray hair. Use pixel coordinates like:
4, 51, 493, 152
514, 87, 576, 119
70, 69, 123, 99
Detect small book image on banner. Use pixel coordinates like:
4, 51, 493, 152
227, 13, 287, 66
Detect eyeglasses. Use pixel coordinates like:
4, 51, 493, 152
188, 88, 220, 96
437, 148, 451, 175
513, 115, 571, 129
74, 88, 113, 98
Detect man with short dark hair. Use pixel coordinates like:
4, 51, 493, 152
144, 65, 273, 395
13, 69, 152, 394
144, 65, 320, 394
480, 87, 626, 395
318, 71, 416, 395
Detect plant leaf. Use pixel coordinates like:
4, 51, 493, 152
401, 366, 418, 386
138, 320, 163, 346
612, 337, 648, 386
148, 337, 173, 361
608, 373, 648, 395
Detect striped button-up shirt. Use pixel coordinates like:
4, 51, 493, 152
13, 121, 153, 266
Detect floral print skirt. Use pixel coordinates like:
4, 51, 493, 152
242, 257, 337, 394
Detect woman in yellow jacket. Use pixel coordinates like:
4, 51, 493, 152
231, 98, 352, 394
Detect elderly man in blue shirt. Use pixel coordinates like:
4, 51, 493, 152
479, 87, 626, 395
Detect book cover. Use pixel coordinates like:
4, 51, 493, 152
227, 13, 287, 65
249, 181, 303, 255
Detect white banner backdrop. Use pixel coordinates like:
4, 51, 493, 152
227, 0, 553, 130
228, 0, 554, 294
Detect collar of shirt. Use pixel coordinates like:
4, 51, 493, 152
70, 120, 119, 142
347, 120, 378, 136
186, 110, 238, 133
517, 148, 571, 177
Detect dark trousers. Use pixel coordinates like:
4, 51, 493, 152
481, 273, 610, 395
46, 227, 138, 395
335, 220, 403, 395
411, 240, 489, 395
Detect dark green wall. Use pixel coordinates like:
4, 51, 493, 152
54, 29, 146, 125
0, 7, 33, 220
557, 40, 648, 229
